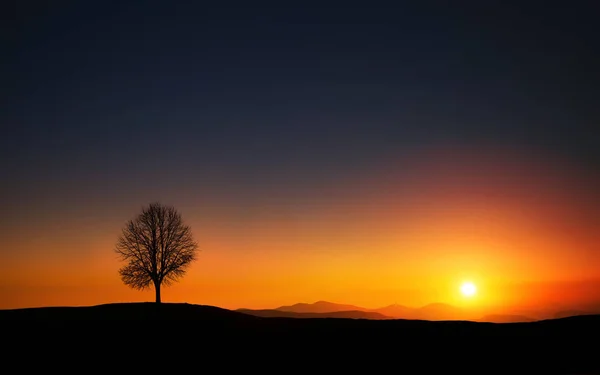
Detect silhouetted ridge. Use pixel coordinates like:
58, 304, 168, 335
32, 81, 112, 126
237, 308, 391, 319
479, 314, 535, 323
275, 300, 367, 313
0, 302, 260, 320
3, 303, 600, 373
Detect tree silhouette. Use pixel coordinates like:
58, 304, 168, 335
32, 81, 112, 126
115, 202, 199, 303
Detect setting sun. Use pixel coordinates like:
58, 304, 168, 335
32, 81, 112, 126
460, 282, 477, 297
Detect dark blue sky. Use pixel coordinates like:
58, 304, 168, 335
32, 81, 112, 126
4, 1, 599, 226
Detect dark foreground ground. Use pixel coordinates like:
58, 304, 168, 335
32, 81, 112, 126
2, 303, 599, 374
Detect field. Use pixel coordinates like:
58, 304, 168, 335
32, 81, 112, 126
2, 302, 598, 373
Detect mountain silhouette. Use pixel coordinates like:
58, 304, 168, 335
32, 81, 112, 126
237, 308, 390, 319
268, 300, 473, 320
372, 303, 416, 318
554, 309, 597, 319
275, 300, 368, 313
479, 314, 535, 323
255, 300, 600, 322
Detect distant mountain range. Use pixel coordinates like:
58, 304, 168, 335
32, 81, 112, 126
275, 300, 368, 314
238, 301, 474, 321
237, 300, 600, 322
236, 308, 390, 320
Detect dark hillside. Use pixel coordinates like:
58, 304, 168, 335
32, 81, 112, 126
2, 303, 598, 373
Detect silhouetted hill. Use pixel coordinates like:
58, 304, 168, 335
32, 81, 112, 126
237, 308, 391, 319
479, 314, 535, 323
372, 303, 416, 318
259, 300, 600, 322
272, 300, 478, 320
0, 302, 259, 321
2, 303, 599, 373
554, 309, 598, 319
275, 300, 367, 313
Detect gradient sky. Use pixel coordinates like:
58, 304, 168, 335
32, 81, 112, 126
3, 2, 599, 314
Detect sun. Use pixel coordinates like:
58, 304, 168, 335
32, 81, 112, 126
460, 282, 477, 297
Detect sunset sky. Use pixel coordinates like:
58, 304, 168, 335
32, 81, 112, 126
3, 2, 599, 315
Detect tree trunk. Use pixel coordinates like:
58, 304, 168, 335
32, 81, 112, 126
154, 280, 161, 304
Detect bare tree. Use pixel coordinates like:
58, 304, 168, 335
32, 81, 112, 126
115, 202, 199, 303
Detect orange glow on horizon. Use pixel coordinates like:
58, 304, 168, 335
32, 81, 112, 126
1, 143, 599, 318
